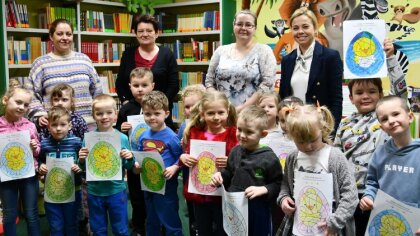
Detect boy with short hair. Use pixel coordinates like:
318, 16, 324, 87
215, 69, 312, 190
115, 67, 154, 236
135, 91, 183, 236
78, 94, 134, 236
212, 105, 282, 236
38, 106, 83, 235
334, 39, 408, 235
360, 96, 420, 234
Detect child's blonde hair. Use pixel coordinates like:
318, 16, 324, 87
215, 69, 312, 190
279, 96, 304, 109
183, 91, 237, 145
48, 106, 71, 123
130, 67, 154, 83
92, 94, 117, 112
181, 84, 206, 101
258, 92, 280, 110
141, 91, 169, 111
238, 105, 268, 131
376, 95, 410, 113
286, 104, 335, 144
1, 87, 33, 116
50, 83, 76, 111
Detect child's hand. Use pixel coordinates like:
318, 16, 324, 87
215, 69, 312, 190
317, 222, 338, 236
211, 172, 223, 186
180, 154, 197, 167
281, 197, 296, 215
215, 156, 228, 168
244, 186, 268, 199
416, 227, 420, 235
71, 164, 82, 173
360, 196, 374, 211
30, 139, 38, 153
120, 149, 133, 160
38, 116, 49, 127
39, 164, 48, 175
163, 165, 179, 179
383, 38, 394, 58
121, 122, 132, 133
79, 148, 89, 163
133, 162, 141, 174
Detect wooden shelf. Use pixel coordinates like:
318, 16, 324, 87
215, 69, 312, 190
81, 0, 125, 7
93, 63, 120, 67
80, 31, 134, 37
7, 27, 49, 34
8, 64, 32, 69
154, 0, 219, 8
177, 61, 210, 66
160, 30, 220, 37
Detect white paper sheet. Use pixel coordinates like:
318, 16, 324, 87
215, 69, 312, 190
365, 190, 420, 236
343, 20, 387, 79
85, 132, 122, 181
0, 130, 35, 182
127, 115, 148, 151
44, 157, 75, 203
133, 151, 166, 195
293, 171, 333, 236
188, 140, 225, 196
222, 186, 248, 236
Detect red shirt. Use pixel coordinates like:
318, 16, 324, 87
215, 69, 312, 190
134, 47, 158, 68
182, 126, 238, 203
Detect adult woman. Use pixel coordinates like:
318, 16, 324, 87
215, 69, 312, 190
205, 10, 277, 113
26, 19, 102, 126
279, 8, 343, 131
115, 14, 179, 129
115, 14, 179, 236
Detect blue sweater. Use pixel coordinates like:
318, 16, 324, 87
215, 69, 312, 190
40, 134, 83, 185
363, 139, 420, 207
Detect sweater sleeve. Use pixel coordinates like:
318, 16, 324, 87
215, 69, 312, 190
326, 50, 343, 133
256, 44, 276, 93
26, 58, 47, 121
205, 45, 223, 89
264, 154, 283, 201
362, 151, 380, 201
277, 150, 296, 205
116, 49, 132, 103
86, 55, 102, 97
387, 55, 407, 99
327, 149, 358, 232
164, 49, 180, 102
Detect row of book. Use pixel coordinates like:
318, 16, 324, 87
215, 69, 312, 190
179, 71, 205, 90
81, 42, 135, 64
172, 101, 185, 123
155, 11, 220, 33
5, 0, 29, 28
38, 5, 77, 30
7, 36, 55, 65
99, 70, 118, 95
163, 40, 220, 63
80, 11, 133, 33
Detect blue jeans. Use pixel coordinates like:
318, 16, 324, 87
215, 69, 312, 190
0, 175, 40, 236
44, 190, 82, 236
87, 190, 129, 236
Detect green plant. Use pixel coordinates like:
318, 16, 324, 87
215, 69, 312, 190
123, 0, 173, 14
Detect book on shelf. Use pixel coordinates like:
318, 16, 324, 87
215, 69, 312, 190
6, 0, 29, 28
7, 36, 51, 65
156, 11, 220, 33
179, 71, 205, 90
38, 4, 76, 29
81, 11, 133, 33
163, 40, 216, 63
172, 101, 185, 123
81, 42, 132, 63
100, 70, 118, 94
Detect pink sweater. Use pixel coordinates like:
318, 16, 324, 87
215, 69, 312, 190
0, 116, 40, 168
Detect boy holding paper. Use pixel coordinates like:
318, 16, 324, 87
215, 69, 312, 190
134, 91, 183, 236
79, 94, 134, 236
116, 67, 154, 236
38, 106, 83, 235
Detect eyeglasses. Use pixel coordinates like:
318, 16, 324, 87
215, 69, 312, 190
137, 29, 155, 35
234, 23, 255, 29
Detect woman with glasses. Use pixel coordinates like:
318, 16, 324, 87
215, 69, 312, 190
116, 14, 179, 130
205, 10, 277, 113
115, 14, 179, 236
279, 8, 343, 133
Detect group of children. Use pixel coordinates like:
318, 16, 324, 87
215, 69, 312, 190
0, 41, 420, 236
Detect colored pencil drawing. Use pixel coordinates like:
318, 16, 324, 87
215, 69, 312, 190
141, 157, 165, 192
191, 151, 218, 193
368, 209, 412, 236
87, 141, 120, 179
0, 142, 32, 178
45, 167, 74, 203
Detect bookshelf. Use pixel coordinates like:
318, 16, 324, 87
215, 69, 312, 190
153, 0, 235, 122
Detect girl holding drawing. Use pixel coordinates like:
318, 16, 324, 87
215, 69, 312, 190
0, 87, 41, 236
276, 104, 358, 236
179, 91, 237, 236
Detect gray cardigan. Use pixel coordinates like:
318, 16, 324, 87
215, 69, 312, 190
276, 146, 358, 236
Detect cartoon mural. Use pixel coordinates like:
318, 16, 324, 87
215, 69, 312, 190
238, 0, 420, 87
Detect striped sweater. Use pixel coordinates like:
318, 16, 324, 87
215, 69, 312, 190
26, 51, 102, 124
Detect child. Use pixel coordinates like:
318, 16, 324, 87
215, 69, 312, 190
278, 105, 358, 236
115, 67, 154, 236
258, 93, 302, 232
211, 105, 282, 236
180, 90, 237, 236
135, 91, 183, 236
39, 83, 89, 140
360, 96, 420, 234
0, 87, 41, 236
78, 94, 134, 236
177, 84, 206, 236
38, 106, 83, 235
334, 39, 407, 236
